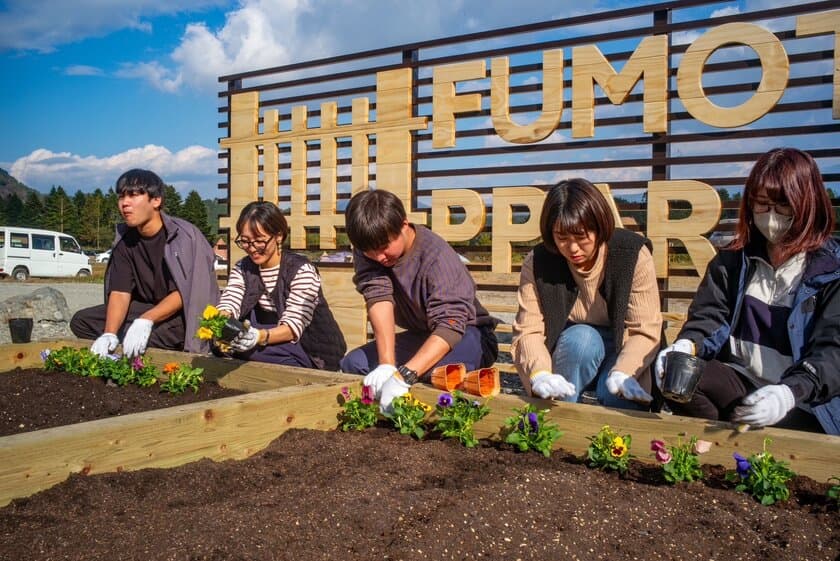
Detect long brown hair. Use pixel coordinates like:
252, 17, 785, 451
731, 148, 833, 262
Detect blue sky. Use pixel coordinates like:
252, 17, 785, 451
0, 0, 823, 199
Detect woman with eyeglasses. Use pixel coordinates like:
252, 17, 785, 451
216, 201, 346, 370
655, 148, 840, 434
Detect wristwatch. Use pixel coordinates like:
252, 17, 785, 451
397, 365, 419, 385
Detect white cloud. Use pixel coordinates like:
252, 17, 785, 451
8, 144, 219, 198
0, 0, 224, 53
63, 64, 103, 76
117, 0, 599, 93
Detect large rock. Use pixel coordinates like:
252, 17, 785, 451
0, 287, 74, 344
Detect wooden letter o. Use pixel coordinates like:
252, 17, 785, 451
677, 23, 789, 128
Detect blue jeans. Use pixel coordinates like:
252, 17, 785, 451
552, 323, 645, 411
339, 326, 484, 376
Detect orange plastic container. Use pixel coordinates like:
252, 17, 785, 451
430, 363, 466, 391
461, 367, 500, 397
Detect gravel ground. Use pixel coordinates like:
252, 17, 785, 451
0, 281, 103, 317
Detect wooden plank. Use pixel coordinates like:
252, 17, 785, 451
0, 383, 353, 507
5, 340, 357, 393
407, 385, 840, 482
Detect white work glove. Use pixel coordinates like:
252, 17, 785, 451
530, 372, 576, 399
230, 326, 260, 353
364, 364, 397, 399
653, 338, 695, 389
378, 374, 410, 416
90, 333, 119, 358
732, 384, 795, 427
122, 318, 154, 357
606, 371, 653, 404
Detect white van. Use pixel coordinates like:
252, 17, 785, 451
0, 227, 92, 281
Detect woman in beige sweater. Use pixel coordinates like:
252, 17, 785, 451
511, 178, 662, 409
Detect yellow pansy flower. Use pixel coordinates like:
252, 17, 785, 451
196, 326, 214, 340
202, 305, 219, 320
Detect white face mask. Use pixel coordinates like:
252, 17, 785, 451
754, 209, 792, 243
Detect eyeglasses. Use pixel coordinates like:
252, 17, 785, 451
752, 199, 793, 216
234, 237, 272, 251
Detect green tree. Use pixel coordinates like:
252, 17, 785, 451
43, 186, 77, 233
163, 184, 183, 217
20, 192, 45, 228
3, 193, 24, 226
79, 189, 108, 249
181, 190, 212, 239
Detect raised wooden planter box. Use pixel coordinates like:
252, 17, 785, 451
2, 340, 839, 507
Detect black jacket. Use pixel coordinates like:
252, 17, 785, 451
678, 238, 840, 434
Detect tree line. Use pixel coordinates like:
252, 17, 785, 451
0, 185, 214, 250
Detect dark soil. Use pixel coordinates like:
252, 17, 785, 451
0, 427, 836, 561
0, 367, 244, 436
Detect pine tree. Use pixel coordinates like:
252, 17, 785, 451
20, 192, 45, 228
43, 186, 77, 233
181, 190, 212, 239
163, 184, 183, 217
3, 194, 24, 226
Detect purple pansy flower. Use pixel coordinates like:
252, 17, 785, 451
518, 420, 525, 431
40, 349, 51, 362
132, 356, 145, 371
733, 452, 751, 478
438, 393, 453, 408
472, 400, 481, 408
361, 385, 375, 405
527, 412, 539, 431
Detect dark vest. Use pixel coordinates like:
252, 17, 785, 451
238, 252, 347, 371
533, 228, 651, 355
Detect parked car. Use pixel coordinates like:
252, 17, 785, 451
95, 249, 112, 263
0, 227, 92, 281
708, 218, 739, 249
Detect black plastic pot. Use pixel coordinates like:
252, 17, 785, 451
218, 317, 246, 343
662, 350, 705, 403
9, 318, 34, 344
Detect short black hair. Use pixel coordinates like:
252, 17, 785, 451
115, 169, 165, 201
539, 178, 615, 253
236, 201, 290, 243
344, 190, 407, 252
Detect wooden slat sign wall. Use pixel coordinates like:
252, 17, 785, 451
218, 1, 840, 346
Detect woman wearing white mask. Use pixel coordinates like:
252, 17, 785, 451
654, 147, 840, 434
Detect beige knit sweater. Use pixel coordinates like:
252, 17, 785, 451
511, 243, 662, 390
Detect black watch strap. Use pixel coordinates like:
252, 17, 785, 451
397, 365, 419, 385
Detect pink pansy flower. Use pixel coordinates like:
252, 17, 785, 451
693, 439, 712, 454
655, 449, 672, 464
650, 439, 666, 452
360, 385, 375, 405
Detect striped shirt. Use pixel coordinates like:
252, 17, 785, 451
218, 260, 321, 341
730, 252, 805, 386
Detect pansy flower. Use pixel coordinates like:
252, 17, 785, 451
733, 452, 751, 478
527, 411, 539, 432
611, 436, 628, 458
340, 386, 351, 400
655, 448, 672, 464
693, 439, 712, 454
40, 349, 51, 362
650, 439, 666, 452
361, 385, 375, 405
132, 356, 145, 371
438, 393, 453, 408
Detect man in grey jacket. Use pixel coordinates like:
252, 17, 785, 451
70, 169, 219, 356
